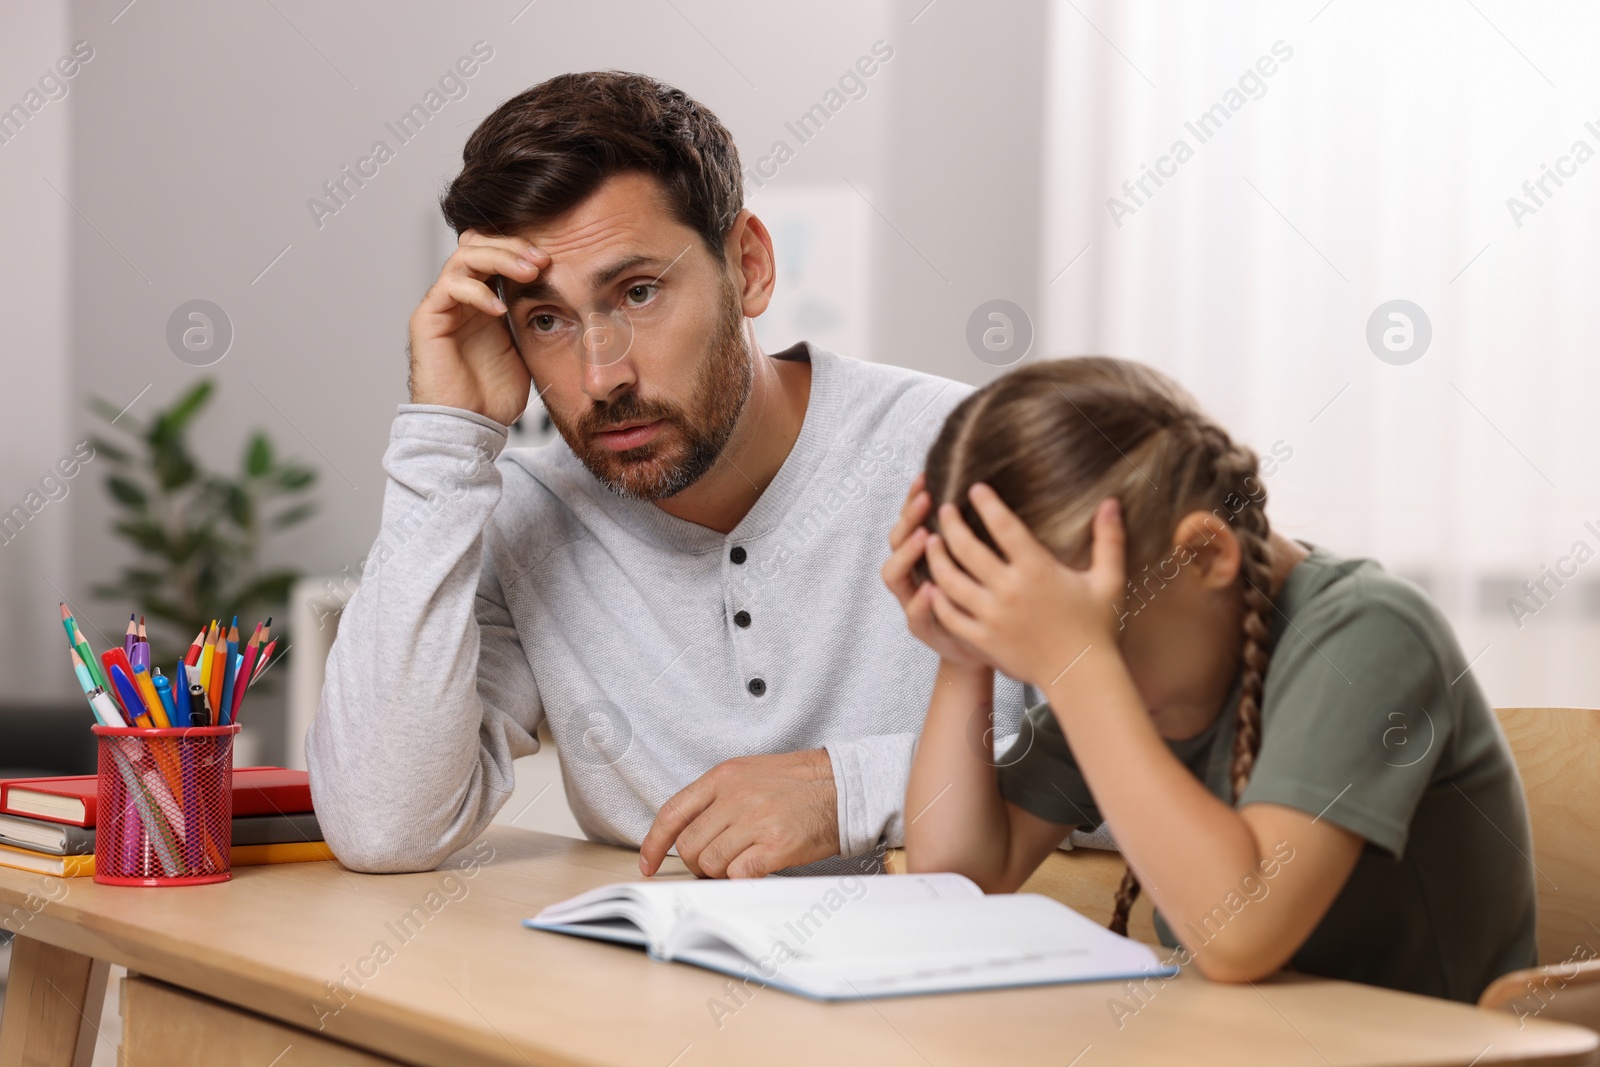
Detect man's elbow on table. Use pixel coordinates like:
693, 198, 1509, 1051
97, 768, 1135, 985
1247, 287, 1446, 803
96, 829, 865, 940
319, 810, 466, 874
306, 743, 474, 874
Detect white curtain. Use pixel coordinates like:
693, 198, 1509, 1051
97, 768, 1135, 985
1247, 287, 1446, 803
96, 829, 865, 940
1038, 0, 1600, 705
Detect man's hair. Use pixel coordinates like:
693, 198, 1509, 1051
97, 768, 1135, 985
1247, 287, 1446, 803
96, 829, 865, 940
440, 71, 743, 259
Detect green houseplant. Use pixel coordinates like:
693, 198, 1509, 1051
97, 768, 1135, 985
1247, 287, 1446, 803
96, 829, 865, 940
87, 380, 319, 667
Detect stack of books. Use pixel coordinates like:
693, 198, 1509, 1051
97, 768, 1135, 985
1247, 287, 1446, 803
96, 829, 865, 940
0, 766, 330, 877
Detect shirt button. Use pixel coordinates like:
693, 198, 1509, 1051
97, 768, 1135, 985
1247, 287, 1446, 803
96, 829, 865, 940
747, 677, 766, 696
730, 546, 747, 564
734, 610, 751, 628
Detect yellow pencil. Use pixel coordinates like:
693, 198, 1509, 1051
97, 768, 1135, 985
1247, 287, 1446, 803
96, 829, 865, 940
131, 665, 172, 729
199, 622, 216, 691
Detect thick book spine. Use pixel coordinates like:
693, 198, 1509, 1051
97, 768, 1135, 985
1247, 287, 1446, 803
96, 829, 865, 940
230, 812, 323, 846
0, 821, 96, 856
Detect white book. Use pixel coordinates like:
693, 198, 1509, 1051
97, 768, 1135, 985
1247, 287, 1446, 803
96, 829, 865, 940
524, 872, 1177, 1001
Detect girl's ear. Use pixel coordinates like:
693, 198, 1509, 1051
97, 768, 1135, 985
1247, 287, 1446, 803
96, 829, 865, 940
1170, 510, 1241, 590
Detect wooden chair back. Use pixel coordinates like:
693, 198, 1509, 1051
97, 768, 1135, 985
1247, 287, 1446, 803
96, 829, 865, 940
1478, 708, 1600, 1028
1495, 708, 1600, 967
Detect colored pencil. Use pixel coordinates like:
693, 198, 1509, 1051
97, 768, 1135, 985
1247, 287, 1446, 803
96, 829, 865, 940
248, 618, 273, 683
251, 638, 278, 684
62, 604, 108, 691
232, 623, 263, 721
185, 627, 206, 667
208, 624, 226, 719
69, 647, 97, 705
124, 613, 137, 659
219, 617, 240, 727
199, 622, 216, 692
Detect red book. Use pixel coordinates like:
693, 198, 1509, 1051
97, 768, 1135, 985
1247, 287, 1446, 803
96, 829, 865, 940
0, 766, 313, 827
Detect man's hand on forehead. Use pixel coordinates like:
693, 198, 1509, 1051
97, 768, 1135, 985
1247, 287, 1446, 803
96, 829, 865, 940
406, 227, 552, 426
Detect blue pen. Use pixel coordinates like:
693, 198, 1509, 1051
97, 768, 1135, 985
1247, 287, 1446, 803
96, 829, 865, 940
108, 664, 146, 726
153, 669, 177, 723
177, 661, 200, 726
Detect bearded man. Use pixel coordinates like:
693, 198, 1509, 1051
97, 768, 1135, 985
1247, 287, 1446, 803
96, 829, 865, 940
306, 70, 1025, 878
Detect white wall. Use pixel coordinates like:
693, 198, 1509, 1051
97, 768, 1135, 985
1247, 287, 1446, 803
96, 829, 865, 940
0, 5, 76, 702
874, 0, 1050, 385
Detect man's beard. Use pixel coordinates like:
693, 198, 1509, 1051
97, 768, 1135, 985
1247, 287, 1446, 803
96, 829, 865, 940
546, 280, 752, 501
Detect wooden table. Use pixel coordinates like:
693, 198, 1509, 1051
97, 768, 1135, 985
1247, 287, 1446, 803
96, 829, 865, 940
2, 825, 1596, 1067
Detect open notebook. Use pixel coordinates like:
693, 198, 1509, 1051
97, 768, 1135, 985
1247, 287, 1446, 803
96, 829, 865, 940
525, 872, 1177, 1000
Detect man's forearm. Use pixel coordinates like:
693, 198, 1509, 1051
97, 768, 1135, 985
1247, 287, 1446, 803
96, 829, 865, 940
825, 728, 917, 857
306, 406, 531, 873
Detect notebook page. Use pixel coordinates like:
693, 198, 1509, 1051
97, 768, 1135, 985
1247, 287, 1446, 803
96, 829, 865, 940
673, 894, 1174, 999
536, 872, 979, 928
530, 873, 986, 963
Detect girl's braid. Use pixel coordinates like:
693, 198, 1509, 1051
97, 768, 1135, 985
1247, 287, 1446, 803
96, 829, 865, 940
1107, 429, 1277, 937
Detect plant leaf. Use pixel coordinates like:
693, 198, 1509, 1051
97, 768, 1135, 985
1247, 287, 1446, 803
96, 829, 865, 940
229, 569, 301, 611
107, 475, 149, 510
87, 394, 141, 433
268, 502, 318, 530
116, 568, 167, 590
225, 484, 252, 528
276, 464, 317, 490
88, 436, 133, 464
245, 433, 272, 477
152, 447, 198, 491
112, 519, 170, 555
163, 380, 214, 434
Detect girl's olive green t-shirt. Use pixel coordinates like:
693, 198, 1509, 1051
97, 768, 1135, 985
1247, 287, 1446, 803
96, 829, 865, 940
997, 544, 1538, 1003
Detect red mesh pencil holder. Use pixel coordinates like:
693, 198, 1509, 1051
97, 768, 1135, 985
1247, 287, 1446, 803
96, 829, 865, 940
91, 723, 240, 886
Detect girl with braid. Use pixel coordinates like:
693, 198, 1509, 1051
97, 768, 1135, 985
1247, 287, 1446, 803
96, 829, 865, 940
886, 358, 1535, 1001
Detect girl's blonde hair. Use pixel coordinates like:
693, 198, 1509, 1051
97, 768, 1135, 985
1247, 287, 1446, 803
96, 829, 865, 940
920, 357, 1277, 936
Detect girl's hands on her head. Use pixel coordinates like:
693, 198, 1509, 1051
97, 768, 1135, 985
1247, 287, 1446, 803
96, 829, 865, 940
881, 473, 990, 670
923, 486, 1128, 690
